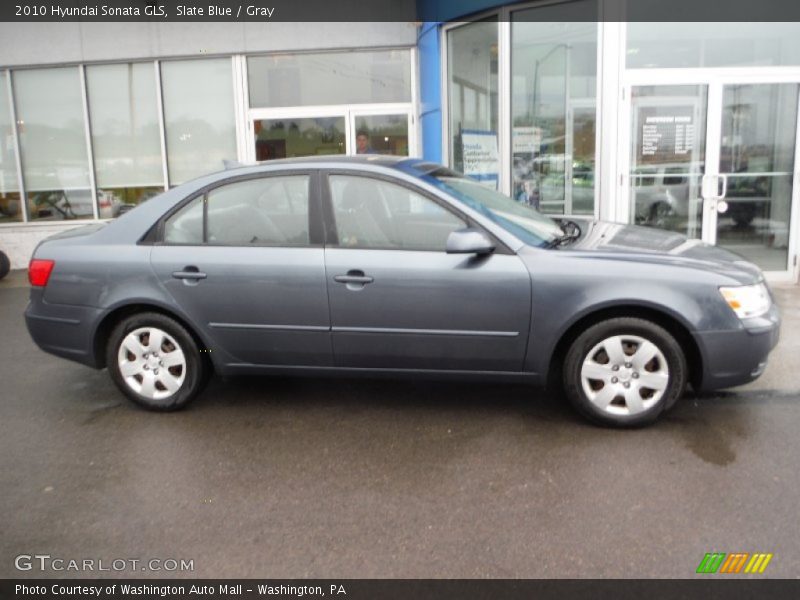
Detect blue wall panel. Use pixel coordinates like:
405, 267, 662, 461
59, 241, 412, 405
416, 2, 507, 164
418, 21, 443, 163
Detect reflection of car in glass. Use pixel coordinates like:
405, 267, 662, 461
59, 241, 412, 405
33, 190, 131, 220
632, 166, 773, 229
33, 190, 97, 220
631, 165, 697, 228
0, 249, 9, 280
514, 154, 595, 215
723, 176, 771, 227
0, 197, 20, 219
26, 156, 780, 427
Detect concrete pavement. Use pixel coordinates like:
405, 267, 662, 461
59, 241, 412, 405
1, 272, 798, 578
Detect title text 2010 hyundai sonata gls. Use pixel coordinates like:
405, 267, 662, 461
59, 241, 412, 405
25, 157, 780, 426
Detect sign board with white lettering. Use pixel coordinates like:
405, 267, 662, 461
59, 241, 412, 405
512, 126, 542, 154
637, 106, 698, 165
461, 129, 499, 190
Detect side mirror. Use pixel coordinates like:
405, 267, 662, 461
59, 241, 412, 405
446, 228, 495, 255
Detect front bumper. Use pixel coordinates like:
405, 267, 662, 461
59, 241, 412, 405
25, 289, 104, 368
694, 302, 781, 390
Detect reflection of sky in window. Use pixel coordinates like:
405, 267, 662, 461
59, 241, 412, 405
13, 67, 90, 190
248, 50, 411, 108
627, 22, 800, 69
510, 22, 597, 121
161, 59, 235, 131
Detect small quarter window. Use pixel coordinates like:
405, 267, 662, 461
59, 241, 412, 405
163, 196, 203, 244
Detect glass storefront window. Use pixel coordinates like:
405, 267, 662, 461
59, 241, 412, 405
511, 15, 597, 215
354, 114, 409, 155
86, 63, 164, 216
447, 18, 499, 187
627, 23, 800, 69
248, 50, 411, 108
14, 67, 92, 221
254, 117, 345, 160
161, 58, 237, 185
0, 71, 22, 222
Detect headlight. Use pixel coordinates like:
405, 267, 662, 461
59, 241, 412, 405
719, 282, 771, 319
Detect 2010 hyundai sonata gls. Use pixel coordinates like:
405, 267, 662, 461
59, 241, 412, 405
25, 156, 780, 426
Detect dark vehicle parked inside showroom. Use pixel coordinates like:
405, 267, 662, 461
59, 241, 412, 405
25, 156, 780, 426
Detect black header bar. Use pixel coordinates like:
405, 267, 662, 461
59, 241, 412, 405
3, 579, 800, 600
2, 0, 800, 22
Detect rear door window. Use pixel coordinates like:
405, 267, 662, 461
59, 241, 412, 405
207, 176, 310, 245
162, 174, 312, 246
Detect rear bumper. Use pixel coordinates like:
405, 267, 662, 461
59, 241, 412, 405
694, 303, 781, 390
25, 289, 103, 368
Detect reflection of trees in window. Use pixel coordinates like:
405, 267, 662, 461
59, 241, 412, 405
249, 50, 411, 108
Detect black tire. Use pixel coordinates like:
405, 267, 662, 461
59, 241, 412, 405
106, 312, 207, 411
649, 201, 674, 229
731, 209, 755, 228
562, 317, 687, 427
0, 251, 10, 281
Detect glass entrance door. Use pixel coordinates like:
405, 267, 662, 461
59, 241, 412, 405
715, 83, 799, 272
626, 80, 800, 276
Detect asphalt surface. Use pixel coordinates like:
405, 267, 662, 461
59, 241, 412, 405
1, 270, 799, 579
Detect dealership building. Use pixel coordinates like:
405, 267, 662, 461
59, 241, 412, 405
1, 1, 799, 282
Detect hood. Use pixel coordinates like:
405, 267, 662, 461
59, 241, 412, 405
560, 220, 763, 284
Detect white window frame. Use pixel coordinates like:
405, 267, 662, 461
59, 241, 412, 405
241, 48, 418, 163
440, 7, 605, 219
619, 67, 800, 282
3, 68, 27, 223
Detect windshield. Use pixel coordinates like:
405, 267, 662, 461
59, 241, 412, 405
422, 170, 564, 247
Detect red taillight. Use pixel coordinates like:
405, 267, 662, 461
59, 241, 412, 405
29, 259, 55, 287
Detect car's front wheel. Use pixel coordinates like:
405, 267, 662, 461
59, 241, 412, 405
106, 312, 207, 411
563, 317, 687, 427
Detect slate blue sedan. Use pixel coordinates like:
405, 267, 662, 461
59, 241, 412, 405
25, 157, 780, 426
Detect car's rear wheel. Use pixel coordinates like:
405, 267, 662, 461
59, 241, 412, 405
106, 312, 207, 411
562, 317, 687, 427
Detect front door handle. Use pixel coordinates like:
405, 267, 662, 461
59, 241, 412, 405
334, 270, 374, 288
334, 274, 374, 284
172, 266, 207, 281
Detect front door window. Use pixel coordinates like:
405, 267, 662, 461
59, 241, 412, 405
328, 175, 466, 250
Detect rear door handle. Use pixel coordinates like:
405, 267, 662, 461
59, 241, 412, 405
172, 267, 207, 280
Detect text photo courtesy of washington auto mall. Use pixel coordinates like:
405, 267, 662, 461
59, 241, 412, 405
2, 1, 800, 599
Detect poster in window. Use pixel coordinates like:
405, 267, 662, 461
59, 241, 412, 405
638, 108, 697, 165
461, 129, 499, 190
